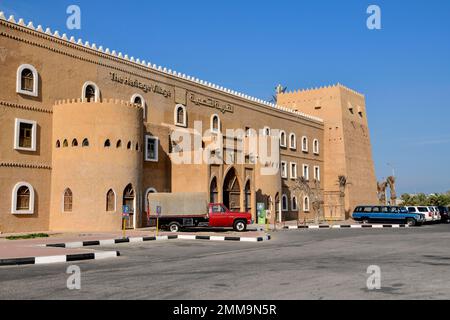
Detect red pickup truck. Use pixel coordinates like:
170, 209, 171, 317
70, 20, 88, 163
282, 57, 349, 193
147, 193, 252, 233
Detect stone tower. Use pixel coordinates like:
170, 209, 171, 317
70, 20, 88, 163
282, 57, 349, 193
277, 84, 378, 219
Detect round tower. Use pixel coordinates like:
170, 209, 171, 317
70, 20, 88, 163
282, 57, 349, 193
49, 99, 143, 232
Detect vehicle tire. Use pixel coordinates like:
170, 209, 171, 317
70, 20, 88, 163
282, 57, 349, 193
168, 222, 181, 233
233, 220, 247, 232
406, 218, 416, 227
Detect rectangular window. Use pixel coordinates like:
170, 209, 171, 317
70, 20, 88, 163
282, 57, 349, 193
303, 164, 310, 181
290, 162, 298, 179
14, 119, 37, 151
145, 136, 159, 162
281, 161, 288, 179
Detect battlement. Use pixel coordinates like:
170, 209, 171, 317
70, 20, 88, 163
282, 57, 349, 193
54, 98, 144, 111
280, 83, 365, 98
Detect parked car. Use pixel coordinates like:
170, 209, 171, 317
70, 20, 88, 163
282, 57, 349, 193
428, 206, 441, 223
353, 206, 425, 226
406, 206, 434, 223
437, 206, 450, 223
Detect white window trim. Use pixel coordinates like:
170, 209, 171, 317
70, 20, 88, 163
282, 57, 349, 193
81, 81, 100, 102
314, 166, 321, 181
131, 93, 146, 119
290, 162, 298, 180
145, 135, 159, 162
282, 194, 289, 212
16, 64, 39, 97
281, 161, 288, 179
279, 131, 287, 148
289, 133, 297, 150
210, 114, 221, 133
292, 196, 298, 211
11, 182, 35, 215
174, 104, 187, 127
14, 118, 37, 152
105, 189, 117, 212
304, 196, 310, 212
313, 139, 320, 155
303, 164, 310, 181
302, 136, 309, 152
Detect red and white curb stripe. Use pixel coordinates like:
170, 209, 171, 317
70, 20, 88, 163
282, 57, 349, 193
284, 224, 409, 230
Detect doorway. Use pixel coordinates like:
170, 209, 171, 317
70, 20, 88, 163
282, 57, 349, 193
123, 184, 135, 229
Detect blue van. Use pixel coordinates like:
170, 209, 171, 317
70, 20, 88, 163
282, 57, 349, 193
352, 206, 425, 226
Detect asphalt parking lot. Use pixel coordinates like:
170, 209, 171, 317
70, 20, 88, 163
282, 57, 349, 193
1, 224, 450, 300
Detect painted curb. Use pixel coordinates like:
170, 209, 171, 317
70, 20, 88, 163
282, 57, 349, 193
45, 234, 271, 249
284, 224, 409, 230
0, 251, 120, 267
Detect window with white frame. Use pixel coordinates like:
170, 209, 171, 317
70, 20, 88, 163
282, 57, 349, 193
303, 164, 310, 180
131, 94, 146, 119
145, 136, 159, 162
16, 64, 39, 97
292, 196, 298, 211
174, 104, 187, 127
82, 81, 100, 102
281, 161, 288, 179
314, 166, 321, 181
302, 136, 309, 152
211, 114, 221, 133
289, 133, 297, 150
263, 127, 271, 136
304, 196, 310, 212
11, 182, 35, 214
290, 162, 298, 179
282, 194, 288, 211
279, 131, 287, 147
313, 139, 320, 154
14, 118, 37, 151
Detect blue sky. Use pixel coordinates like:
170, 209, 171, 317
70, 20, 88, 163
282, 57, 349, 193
1, 0, 449, 194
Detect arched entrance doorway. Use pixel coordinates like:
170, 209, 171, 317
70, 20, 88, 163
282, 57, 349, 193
210, 177, 218, 204
275, 193, 280, 223
244, 180, 252, 213
223, 168, 241, 212
123, 184, 135, 229
145, 188, 157, 227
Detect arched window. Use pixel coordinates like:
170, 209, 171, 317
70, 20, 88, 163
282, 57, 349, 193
210, 177, 218, 204
211, 114, 221, 133
282, 194, 288, 212
302, 136, 309, 152
280, 131, 287, 147
304, 196, 310, 212
135, 143, 139, 151
11, 182, 35, 214
131, 94, 146, 119
116, 140, 122, 148
82, 138, 89, 147
82, 81, 100, 102
106, 189, 116, 212
263, 127, 271, 137
56, 140, 61, 148
16, 64, 38, 96
313, 139, 320, 154
127, 141, 132, 150
63, 188, 73, 212
104, 139, 111, 148
174, 104, 187, 127
72, 139, 78, 147
289, 133, 297, 150
292, 196, 298, 211
63, 139, 68, 148
245, 180, 252, 212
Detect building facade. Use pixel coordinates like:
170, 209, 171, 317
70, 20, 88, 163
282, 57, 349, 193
0, 14, 376, 233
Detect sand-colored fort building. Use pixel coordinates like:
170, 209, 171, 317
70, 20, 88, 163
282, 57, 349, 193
0, 14, 378, 233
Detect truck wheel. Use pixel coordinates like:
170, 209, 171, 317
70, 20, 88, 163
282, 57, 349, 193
406, 218, 416, 227
169, 222, 181, 233
234, 220, 247, 232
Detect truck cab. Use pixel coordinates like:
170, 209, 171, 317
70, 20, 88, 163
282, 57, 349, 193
208, 203, 253, 231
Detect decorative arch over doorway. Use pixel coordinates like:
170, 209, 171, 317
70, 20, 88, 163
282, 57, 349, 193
123, 184, 135, 229
210, 177, 218, 204
223, 167, 241, 212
